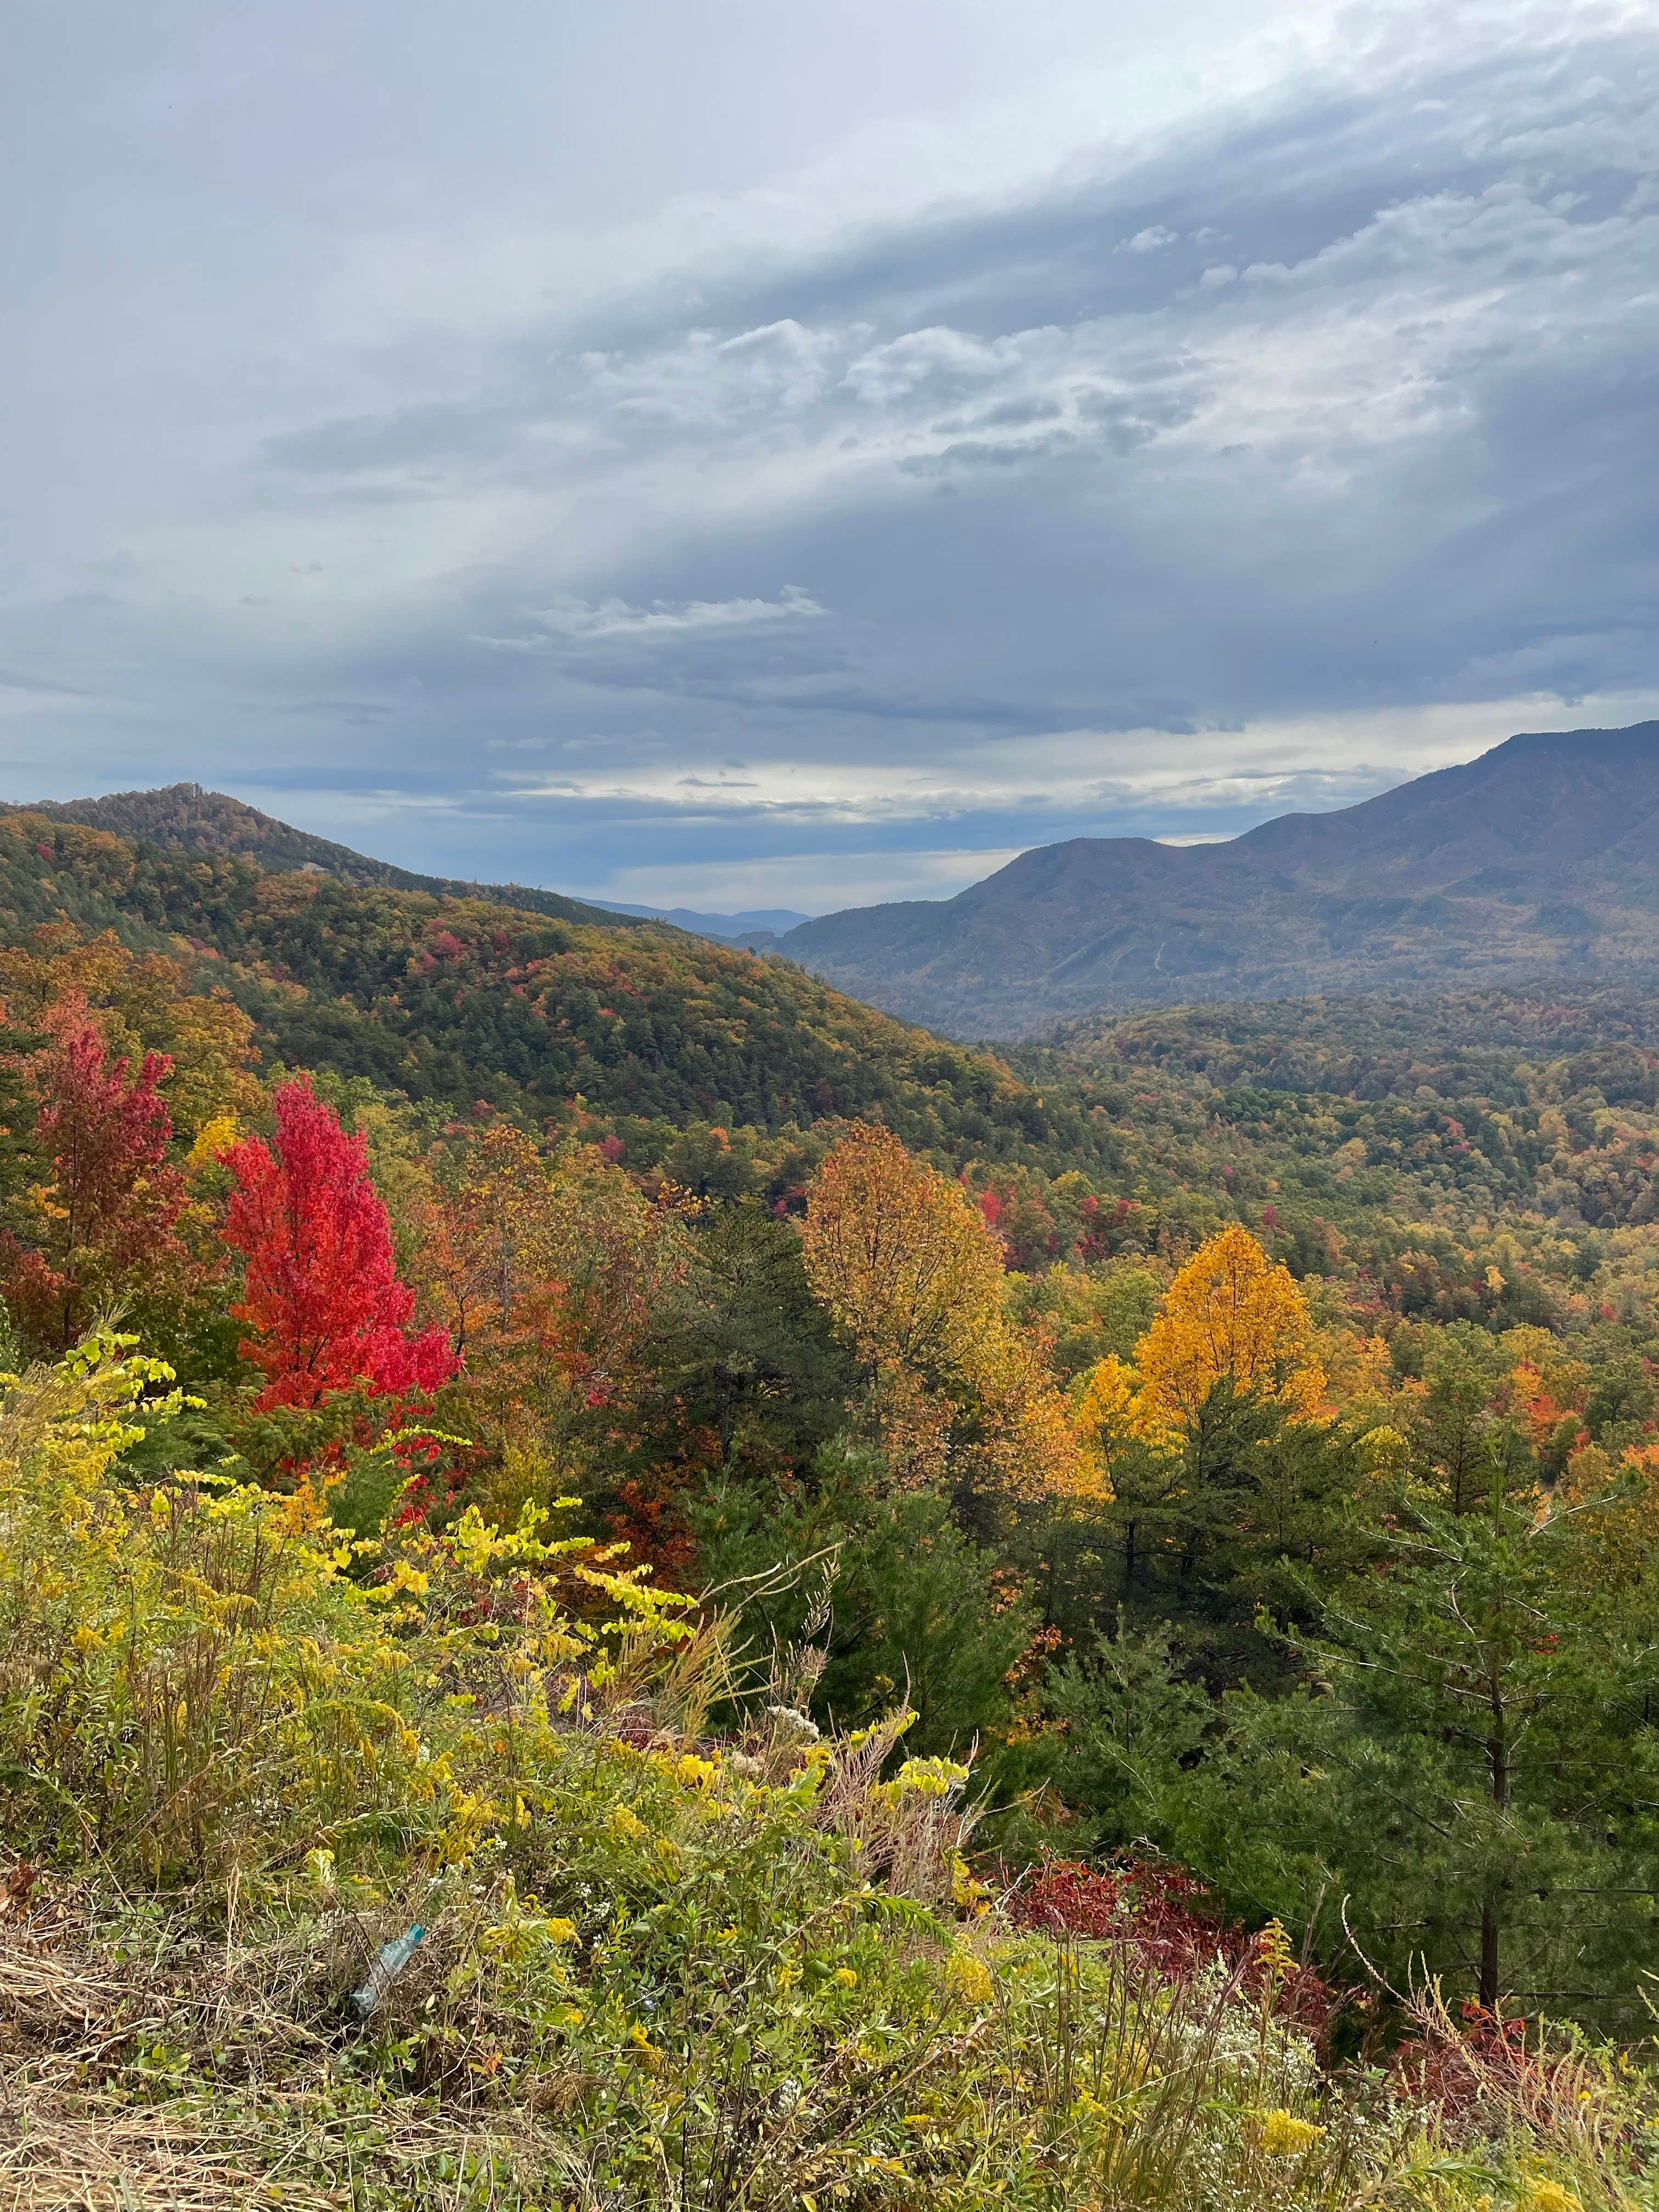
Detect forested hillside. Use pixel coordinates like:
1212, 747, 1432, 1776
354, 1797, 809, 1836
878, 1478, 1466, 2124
0, 808, 1094, 1179
12, 780, 650, 930
4, 807, 1658, 2208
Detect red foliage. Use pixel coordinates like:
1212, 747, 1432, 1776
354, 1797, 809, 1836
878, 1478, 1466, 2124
1009, 1856, 1340, 2033
1, 1013, 189, 1351
222, 1077, 458, 1410
1075, 1192, 1154, 1264
1391, 2000, 1538, 2123
606, 1473, 698, 1584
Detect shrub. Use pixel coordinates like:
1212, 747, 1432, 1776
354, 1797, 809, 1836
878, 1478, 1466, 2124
1, 1338, 1651, 2210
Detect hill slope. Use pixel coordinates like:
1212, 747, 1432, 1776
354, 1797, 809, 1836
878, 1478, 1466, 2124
0, 806, 1110, 1179
777, 722, 1659, 1033
13, 782, 646, 934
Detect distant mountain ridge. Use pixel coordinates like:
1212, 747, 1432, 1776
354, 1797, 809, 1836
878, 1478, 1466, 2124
589, 899, 812, 939
773, 723, 1659, 1034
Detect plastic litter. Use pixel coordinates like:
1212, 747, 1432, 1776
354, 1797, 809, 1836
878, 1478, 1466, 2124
349, 1921, 427, 2018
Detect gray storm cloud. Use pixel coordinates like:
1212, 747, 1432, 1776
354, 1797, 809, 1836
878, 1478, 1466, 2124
2, 1, 1655, 909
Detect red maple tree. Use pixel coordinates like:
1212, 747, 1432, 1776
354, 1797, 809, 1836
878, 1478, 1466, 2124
222, 1078, 457, 1409
0, 1009, 188, 1352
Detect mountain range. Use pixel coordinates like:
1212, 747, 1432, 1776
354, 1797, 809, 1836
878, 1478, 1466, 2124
15, 721, 1659, 1041
589, 899, 814, 938
770, 722, 1659, 1032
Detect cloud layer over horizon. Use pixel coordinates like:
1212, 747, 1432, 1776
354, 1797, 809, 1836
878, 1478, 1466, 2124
4, 0, 1657, 912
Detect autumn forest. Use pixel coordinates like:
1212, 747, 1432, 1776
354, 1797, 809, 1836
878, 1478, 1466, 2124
6, 804, 1659, 2210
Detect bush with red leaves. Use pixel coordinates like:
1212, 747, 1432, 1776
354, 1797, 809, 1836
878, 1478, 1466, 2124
1008, 1855, 1341, 2035
1391, 1999, 1539, 2124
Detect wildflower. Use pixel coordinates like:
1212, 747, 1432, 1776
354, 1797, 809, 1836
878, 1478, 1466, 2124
887, 1754, 968, 1800
765, 1703, 821, 1740
833, 1966, 858, 1987
1520, 2185, 1581, 2212
947, 1951, 995, 2005
608, 1804, 647, 1841
1256, 1920, 1294, 1976
1259, 2109, 1324, 2155
951, 1853, 992, 1912
675, 1752, 717, 1790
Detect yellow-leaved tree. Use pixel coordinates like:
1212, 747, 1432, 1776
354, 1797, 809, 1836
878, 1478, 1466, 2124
1075, 1224, 1327, 1473
1136, 1223, 1327, 1431
800, 1122, 1097, 1500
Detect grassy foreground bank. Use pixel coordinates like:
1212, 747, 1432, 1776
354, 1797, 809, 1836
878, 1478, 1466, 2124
1, 1341, 1651, 2211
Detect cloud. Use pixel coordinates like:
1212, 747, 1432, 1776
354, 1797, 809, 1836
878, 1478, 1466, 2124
473, 584, 827, 651
2, 1, 1657, 910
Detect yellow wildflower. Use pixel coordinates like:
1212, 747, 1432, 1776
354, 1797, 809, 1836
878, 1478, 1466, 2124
947, 1951, 995, 2005
1259, 2109, 1324, 2155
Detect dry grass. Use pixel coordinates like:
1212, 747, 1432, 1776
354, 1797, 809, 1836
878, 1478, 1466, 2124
0, 1908, 545, 2212
0, 2076, 547, 2212
0, 2083, 334, 2212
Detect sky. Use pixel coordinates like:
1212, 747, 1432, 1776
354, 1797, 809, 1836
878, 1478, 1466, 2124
4, 0, 1657, 915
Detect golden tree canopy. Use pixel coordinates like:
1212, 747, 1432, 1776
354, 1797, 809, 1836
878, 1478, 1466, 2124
800, 1122, 1099, 1501
1127, 1223, 1327, 1435
799, 1121, 1006, 1384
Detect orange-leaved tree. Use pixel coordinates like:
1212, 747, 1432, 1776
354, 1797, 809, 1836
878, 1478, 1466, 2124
800, 1122, 1096, 1499
1136, 1223, 1327, 1431
1075, 1224, 1326, 1471
404, 1124, 681, 1515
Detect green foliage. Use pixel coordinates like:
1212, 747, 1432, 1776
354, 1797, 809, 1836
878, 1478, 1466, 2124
690, 1447, 1033, 1760
1041, 1386, 1372, 1690
0, 810, 1120, 1189
643, 1201, 856, 1477
8, 1336, 1573, 2212
1010, 1259, 1161, 1380
1048, 1479, 1659, 2036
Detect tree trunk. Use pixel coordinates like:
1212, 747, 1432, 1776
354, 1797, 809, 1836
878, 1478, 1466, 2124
1479, 1901, 1499, 2011
1481, 1666, 1510, 2011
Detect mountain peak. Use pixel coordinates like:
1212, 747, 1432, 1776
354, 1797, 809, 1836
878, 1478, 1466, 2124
6, 783, 643, 935
776, 720, 1659, 1034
